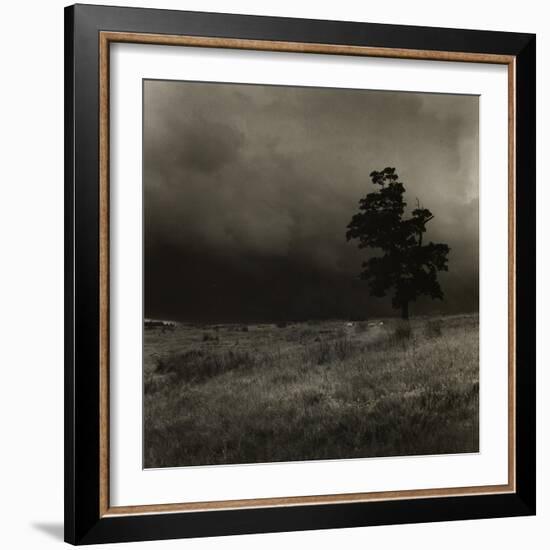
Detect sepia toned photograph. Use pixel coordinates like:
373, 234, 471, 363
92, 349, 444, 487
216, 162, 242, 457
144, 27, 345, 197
142, 79, 479, 469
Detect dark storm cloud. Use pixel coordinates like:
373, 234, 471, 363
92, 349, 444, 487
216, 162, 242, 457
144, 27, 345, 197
175, 120, 244, 174
144, 80, 478, 322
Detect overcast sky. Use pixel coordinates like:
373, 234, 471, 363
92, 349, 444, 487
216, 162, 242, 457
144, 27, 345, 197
143, 79, 478, 322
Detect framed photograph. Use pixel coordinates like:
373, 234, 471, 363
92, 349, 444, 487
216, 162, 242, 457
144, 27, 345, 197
65, 4, 536, 545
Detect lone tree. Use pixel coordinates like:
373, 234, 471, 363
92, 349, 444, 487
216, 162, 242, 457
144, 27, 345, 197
346, 167, 450, 320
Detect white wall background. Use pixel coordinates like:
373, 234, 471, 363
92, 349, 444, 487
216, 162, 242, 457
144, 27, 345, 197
0, 0, 546, 548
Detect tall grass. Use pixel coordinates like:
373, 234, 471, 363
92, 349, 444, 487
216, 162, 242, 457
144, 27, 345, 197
144, 314, 479, 468
153, 348, 260, 384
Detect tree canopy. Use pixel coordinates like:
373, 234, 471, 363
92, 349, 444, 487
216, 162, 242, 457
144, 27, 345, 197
346, 167, 450, 319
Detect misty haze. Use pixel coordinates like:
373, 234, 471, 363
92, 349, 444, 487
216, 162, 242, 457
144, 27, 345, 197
143, 79, 479, 468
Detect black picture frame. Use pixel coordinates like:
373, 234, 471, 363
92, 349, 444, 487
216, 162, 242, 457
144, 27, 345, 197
65, 3, 536, 545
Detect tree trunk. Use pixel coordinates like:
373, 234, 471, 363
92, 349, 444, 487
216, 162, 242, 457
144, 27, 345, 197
401, 301, 409, 320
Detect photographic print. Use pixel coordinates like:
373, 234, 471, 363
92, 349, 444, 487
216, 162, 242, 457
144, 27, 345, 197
143, 79, 479, 469
66, 8, 536, 542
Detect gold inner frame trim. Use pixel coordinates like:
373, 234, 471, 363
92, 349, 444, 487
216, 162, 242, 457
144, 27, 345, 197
98, 31, 516, 518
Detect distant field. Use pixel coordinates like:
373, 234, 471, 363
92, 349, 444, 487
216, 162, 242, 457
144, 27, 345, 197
143, 314, 479, 468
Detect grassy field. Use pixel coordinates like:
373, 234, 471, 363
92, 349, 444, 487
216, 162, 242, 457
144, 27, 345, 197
143, 314, 479, 468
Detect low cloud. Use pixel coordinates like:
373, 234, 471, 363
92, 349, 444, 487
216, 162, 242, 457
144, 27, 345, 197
144, 80, 479, 322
